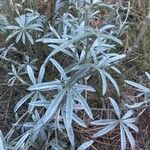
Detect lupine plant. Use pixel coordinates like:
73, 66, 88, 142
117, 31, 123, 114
0, 0, 143, 149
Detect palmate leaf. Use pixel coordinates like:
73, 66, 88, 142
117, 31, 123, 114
91, 98, 138, 150
44, 32, 95, 63
6, 13, 43, 44
33, 89, 67, 131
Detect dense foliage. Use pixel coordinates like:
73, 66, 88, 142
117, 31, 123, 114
0, 0, 149, 150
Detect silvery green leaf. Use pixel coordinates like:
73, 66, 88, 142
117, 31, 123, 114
11, 64, 17, 74
93, 2, 113, 9
109, 97, 121, 118
99, 70, 107, 95
47, 44, 58, 49
92, 123, 118, 138
79, 50, 85, 61
26, 15, 39, 25
145, 72, 150, 79
74, 90, 93, 119
111, 66, 121, 74
50, 58, 67, 81
22, 32, 26, 44
34, 89, 66, 131
14, 132, 30, 150
122, 124, 135, 150
37, 64, 45, 83
73, 114, 86, 128
6, 30, 20, 41
122, 118, 136, 123
100, 34, 123, 45
16, 31, 22, 43
27, 80, 62, 91
66, 91, 74, 128
125, 101, 147, 109
123, 122, 138, 133
66, 126, 74, 146
16, 74, 29, 85
125, 80, 150, 92
22, 122, 34, 128
38, 92, 47, 101
103, 71, 120, 96
49, 24, 60, 38
91, 119, 117, 125
120, 123, 126, 150
15, 15, 25, 27
26, 24, 43, 31
105, 54, 125, 65
66, 64, 93, 72
29, 100, 51, 108
41, 38, 65, 44
77, 140, 94, 150
14, 92, 34, 112
74, 84, 95, 92
90, 47, 97, 64
99, 25, 114, 33
27, 65, 36, 84
46, 32, 94, 58
122, 110, 134, 120
28, 92, 38, 113
5, 25, 20, 30
55, 0, 64, 12
0, 131, 4, 150
25, 31, 34, 44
